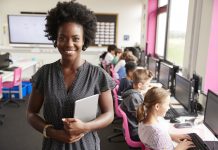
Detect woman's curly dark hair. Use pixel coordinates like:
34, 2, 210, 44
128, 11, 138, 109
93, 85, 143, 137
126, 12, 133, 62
45, 0, 97, 50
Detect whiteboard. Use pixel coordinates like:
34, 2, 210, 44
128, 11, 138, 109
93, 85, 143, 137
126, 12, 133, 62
8, 15, 52, 45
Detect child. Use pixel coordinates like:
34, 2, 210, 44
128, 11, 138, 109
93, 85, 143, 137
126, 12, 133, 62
114, 51, 137, 80
120, 68, 154, 141
137, 87, 194, 150
111, 48, 122, 65
118, 61, 137, 96
104, 45, 117, 65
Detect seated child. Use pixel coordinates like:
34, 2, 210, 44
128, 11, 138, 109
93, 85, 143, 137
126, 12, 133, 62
104, 45, 117, 65
120, 68, 154, 141
137, 87, 195, 150
111, 48, 122, 65
118, 61, 137, 96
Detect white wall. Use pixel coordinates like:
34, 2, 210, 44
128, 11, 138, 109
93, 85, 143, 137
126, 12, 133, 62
0, 0, 143, 65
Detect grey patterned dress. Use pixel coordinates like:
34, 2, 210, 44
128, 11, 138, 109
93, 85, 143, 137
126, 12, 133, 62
31, 60, 116, 150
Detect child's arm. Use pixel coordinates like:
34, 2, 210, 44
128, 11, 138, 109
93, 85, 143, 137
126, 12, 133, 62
170, 134, 192, 143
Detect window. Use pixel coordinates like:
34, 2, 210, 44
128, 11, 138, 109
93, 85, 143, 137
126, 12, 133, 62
166, 0, 189, 66
155, 13, 167, 57
155, 0, 168, 57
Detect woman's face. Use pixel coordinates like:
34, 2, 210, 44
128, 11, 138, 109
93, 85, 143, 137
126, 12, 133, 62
157, 95, 170, 117
57, 22, 84, 60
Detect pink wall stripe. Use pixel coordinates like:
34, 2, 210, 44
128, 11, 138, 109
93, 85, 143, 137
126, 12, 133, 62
204, 0, 218, 93
146, 0, 158, 56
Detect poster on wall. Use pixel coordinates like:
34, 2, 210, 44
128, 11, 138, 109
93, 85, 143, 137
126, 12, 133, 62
94, 14, 117, 46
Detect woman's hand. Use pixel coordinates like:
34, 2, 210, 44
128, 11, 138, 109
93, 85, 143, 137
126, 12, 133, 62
53, 129, 84, 143
175, 139, 195, 150
62, 118, 88, 136
171, 134, 192, 143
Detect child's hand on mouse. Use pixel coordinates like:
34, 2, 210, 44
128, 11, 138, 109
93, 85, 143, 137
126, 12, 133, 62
175, 139, 195, 150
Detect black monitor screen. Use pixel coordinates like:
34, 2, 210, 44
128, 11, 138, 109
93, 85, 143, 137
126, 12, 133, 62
204, 90, 218, 138
174, 74, 191, 110
0, 53, 10, 70
8, 15, 52, 45
158, 62, 172, 89
148, 57, 157, 77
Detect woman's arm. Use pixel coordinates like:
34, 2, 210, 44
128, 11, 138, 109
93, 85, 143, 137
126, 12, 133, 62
62, 90, 114, 135
26, 87, 46, 134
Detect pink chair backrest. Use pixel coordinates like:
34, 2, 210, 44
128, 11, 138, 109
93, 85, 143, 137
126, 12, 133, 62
13, 67, 22, 86
110, 64, 120, 85
113, 87, 121, 118
118, 105, 150, 150
0, 75, 2, 95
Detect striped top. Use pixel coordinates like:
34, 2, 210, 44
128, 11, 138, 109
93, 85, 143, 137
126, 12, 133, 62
138, 121, 174, 150
31, 60, 116, 150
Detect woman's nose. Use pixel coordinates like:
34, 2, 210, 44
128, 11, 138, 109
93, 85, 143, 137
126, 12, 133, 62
66, 39, 74, 47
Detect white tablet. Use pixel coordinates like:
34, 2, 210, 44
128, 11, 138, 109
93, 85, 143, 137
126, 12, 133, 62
73, 94, 99, 122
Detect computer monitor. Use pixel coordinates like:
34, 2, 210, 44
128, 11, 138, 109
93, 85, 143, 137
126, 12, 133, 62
148, 56, 157, 79
204, 90, 218, 138
192, 73, 202, 94
174, 73, 192, 111
0, 53, 10, 70
158, 62, 173, 89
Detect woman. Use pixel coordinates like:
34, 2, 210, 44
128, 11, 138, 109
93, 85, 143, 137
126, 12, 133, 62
137, 87, 195, 150
26, 1, 116, 150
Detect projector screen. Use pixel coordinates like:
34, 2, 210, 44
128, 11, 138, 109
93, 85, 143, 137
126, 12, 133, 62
8, 15, 52, 45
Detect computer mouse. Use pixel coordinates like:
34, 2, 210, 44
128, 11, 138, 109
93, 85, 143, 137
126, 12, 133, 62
170, 118, 180, 123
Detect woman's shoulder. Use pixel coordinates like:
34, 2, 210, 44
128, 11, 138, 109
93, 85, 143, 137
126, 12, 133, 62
85, 61, 102, 71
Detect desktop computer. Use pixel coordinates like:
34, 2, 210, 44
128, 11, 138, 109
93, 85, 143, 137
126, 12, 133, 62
147, 56, 158, 80
187, 89, 218, 150
165, 73, 197, 120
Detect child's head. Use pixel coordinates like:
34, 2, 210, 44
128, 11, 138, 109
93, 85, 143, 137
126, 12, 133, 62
115, 48, 122, 57
125, 61, 137, 79
107, 45, 117, 55
132, 68, 153, 90
137, 87, 170, 122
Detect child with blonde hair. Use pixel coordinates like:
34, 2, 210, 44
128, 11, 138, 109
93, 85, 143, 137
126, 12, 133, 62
137, 87, 194, 150
120, 68, 154, 141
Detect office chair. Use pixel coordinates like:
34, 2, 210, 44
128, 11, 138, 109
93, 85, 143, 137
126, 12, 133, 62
2, 67, 22, 107
0, 76, 5, 125
117, 105, 150, 150
109, 64, 120, 85
107, 87, 124, 142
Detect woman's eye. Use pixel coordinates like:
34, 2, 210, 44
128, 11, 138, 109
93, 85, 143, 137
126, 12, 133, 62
73, 38, 80, 42
58, 37, 66, 42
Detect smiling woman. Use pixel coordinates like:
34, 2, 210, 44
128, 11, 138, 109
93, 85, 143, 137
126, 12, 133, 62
26, 1, 116, 150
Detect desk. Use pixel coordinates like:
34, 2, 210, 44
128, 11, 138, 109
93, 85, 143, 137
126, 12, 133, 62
0, 59, 37, 99
162, 116, 218, 149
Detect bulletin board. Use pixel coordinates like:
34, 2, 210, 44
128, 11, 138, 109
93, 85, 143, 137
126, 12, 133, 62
94, 14, 117, 46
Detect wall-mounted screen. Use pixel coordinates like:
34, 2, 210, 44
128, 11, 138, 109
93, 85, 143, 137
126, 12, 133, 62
8, 15, 52, 45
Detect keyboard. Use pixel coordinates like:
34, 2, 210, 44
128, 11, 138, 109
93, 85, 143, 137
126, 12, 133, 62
188, 133, 210, 150
164, 108, 179, 120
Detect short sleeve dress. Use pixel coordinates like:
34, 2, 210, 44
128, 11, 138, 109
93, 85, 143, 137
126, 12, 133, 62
31, 60, 116, 150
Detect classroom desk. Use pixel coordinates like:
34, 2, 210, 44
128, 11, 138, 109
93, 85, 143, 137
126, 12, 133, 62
0, 59, 38, 99
164, 115, 218, 149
